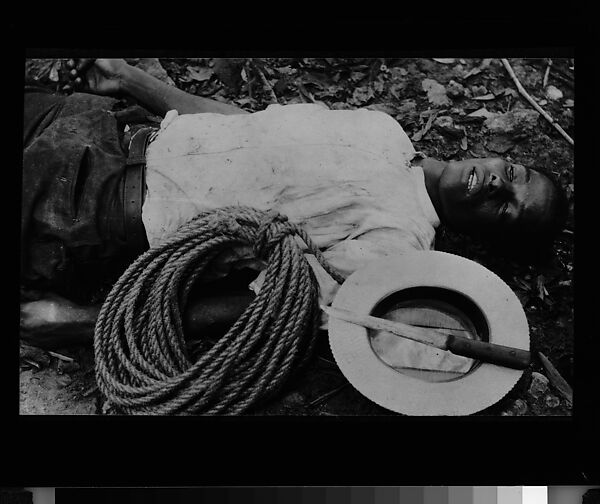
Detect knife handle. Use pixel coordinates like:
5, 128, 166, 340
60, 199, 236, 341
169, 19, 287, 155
446, 335, 531, 370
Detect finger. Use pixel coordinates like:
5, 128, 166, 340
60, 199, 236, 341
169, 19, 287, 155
62, 81, 79, 94
65, 72, 84, 91
66, 69, 78, 85
75, 58, 96, 75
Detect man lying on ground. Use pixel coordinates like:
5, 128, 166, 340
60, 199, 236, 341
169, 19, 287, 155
20, 58, 568, 349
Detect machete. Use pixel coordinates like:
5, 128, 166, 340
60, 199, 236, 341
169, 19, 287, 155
322, 305, 531, 370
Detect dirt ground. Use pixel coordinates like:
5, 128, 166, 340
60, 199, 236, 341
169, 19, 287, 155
21, 57, 574, 416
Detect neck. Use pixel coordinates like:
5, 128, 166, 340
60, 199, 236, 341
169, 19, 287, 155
413, 156, 448, 218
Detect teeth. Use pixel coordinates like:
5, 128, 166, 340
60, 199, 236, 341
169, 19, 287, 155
468, 170, 478, 191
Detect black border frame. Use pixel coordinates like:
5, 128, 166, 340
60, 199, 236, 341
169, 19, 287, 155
6, 13, 598, 487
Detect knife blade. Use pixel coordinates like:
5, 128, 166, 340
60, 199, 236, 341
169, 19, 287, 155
323, 305, 530, 370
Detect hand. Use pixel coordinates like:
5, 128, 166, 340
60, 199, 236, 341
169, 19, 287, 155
20, 294, 97, 349
62, 58, 130, 96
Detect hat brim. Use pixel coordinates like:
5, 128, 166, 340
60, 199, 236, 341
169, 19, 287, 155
328, 251, 529, 416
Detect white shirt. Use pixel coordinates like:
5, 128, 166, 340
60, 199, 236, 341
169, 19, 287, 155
142, 103, 440, 306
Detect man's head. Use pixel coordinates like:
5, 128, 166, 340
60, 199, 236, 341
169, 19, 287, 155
433, 157, 568, 250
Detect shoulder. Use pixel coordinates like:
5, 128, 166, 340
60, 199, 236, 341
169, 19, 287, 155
356, 106, 403, 129
263, 103, 396, 122
264, 103, 404, 134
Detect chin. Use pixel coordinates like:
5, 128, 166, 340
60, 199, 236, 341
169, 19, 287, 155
439, 185, 468, 215
440, 164, 465, 195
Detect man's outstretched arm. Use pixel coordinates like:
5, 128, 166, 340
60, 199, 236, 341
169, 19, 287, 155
66, 58, 248, 116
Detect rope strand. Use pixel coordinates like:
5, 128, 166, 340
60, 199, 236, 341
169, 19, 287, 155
94, 206, 338, 415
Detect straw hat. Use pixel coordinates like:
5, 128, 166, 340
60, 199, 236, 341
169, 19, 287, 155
328, 251, 529, 416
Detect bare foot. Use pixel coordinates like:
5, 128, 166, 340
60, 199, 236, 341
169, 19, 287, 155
20, 294, 99, 349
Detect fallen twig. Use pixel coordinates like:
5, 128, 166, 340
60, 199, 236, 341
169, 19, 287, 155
297, 83, 316, 104
244, 59, 253, 100
412, 110, 439, 142
548, 64, 574, 83
542, 58, 553, 88
82, 384, 98, 398
317, 356, 337, 367
251, 60, 279, 105
47, 350, 75, 363
21, 358, 42, 370
501, 58, 574, 147
538, 352, 573, 406
552, 72, 574, 90
308, 383, 349, 408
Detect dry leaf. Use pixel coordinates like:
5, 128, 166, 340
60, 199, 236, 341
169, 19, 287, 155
446, 80, 466, 98
350, 86, 375, 106
545, 85, 563, 101
487, 134, 516, 154
421, 78, 451, 106
365, 103, 397, 115
463, 67, 482, 78
187, 66, 214, 82
234, 97, 255, 106
275, 66, 296, 75
412, 110, 439, 142
514, 277, 531, 292
412, 129, 424, 142
49, 60, 61, 82
135, 59, 175, 86
536, 275, 548, 300
467, 107, 497, 119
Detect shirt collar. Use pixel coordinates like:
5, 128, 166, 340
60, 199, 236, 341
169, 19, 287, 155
412, 163, 440, 227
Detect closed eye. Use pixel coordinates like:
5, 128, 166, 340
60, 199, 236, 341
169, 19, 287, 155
505, 163, 514, 181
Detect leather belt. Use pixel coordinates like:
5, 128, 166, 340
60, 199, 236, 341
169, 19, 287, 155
123, 126, 155, 257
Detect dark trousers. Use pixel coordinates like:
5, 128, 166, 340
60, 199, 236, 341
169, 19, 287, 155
22, 84, 144, 301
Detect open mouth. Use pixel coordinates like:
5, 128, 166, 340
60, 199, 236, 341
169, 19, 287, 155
466, 167, 480, 195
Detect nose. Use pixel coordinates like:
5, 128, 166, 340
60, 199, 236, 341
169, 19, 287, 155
487, 173, 509, 197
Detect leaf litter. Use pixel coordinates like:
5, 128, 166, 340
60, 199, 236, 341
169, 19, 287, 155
23, 56, 575, 416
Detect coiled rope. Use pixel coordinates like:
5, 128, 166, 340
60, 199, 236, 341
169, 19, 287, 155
94, 206, 344, 415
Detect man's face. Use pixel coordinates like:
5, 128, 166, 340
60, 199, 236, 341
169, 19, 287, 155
437, 158, 556, 235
